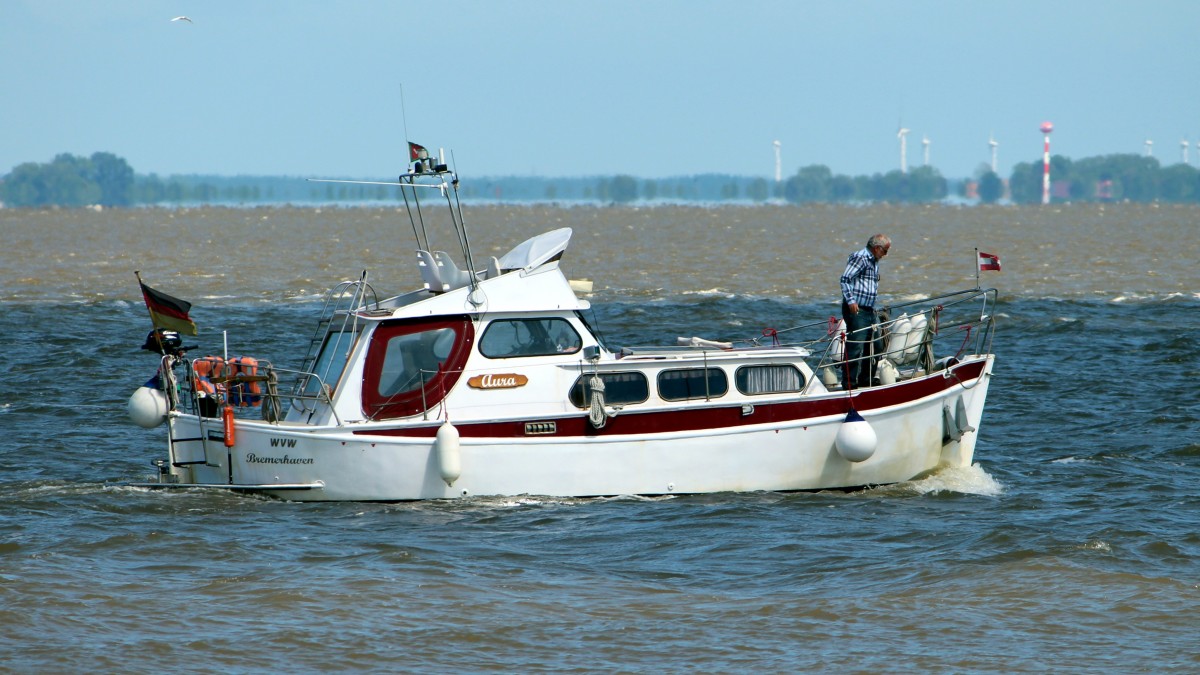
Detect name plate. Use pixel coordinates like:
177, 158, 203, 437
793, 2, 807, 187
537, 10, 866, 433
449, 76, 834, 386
467, 373, 529, 389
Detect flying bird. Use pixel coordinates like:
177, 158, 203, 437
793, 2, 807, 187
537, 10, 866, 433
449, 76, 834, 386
170, 16, 193, 23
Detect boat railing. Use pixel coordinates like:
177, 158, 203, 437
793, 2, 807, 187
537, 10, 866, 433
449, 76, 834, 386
173, 356, 342, 426
807, 287, 997, 387
724, 288, 995, 388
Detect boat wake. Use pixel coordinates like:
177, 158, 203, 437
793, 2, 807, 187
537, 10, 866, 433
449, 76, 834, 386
868, 462, 1003, 497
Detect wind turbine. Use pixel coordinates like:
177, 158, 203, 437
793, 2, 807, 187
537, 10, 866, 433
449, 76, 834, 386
989, 134, 999, 173
1181, 139, 1189, 165
1145, 139, 1153, 157
897, 126, 910, 173
1040, 121, 1053, 205
922, 136, 931, 167
773, 140, 782, 183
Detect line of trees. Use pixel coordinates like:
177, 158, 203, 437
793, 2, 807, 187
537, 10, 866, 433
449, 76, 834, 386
2, 152, 135, 207
1006, 154, 1199, 203
4, 151, 1200, 207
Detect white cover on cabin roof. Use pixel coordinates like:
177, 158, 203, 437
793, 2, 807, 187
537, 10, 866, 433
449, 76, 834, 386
497, 228, 572, 272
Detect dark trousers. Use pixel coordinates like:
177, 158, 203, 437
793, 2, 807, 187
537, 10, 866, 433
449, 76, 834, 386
842, 302, 883, 388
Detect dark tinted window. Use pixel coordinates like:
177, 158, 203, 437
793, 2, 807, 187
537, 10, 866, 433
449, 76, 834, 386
569, 372, 649, 408
657, 368, 728, 401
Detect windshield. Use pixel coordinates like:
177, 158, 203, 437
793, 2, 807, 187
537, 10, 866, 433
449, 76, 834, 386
303, 324, 362, 398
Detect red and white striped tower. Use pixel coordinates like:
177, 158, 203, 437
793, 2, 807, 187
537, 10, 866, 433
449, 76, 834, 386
1040, 121, 1054, 205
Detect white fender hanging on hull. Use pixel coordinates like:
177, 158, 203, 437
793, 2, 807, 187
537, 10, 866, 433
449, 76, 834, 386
128, 386, 168, 428
435, 421, 462, 486
835, 409, 877, 462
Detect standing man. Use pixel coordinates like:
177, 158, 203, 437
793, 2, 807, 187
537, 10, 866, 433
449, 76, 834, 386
839, 233, 891, 389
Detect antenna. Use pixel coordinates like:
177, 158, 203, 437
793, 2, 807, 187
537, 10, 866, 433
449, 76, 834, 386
400, 84, 411, 149
773, 140, 782, 183
897, 126, 910, 173
989, 133, 999, 174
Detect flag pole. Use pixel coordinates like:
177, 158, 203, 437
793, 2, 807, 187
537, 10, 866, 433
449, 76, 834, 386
974, 248, 981, 289
134, 270, 156, 326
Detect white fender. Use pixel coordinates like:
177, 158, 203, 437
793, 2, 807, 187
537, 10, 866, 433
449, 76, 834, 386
835, 409, 877, 462
886, 313, 910, 361
903, 313, 928, 362
830, 319, 846, 363
128, 386, 168, 428
435, 421, 462, 486
820, 367, 839, 387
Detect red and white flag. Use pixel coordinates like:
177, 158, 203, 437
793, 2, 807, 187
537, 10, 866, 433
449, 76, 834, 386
978, 251, 1001, 272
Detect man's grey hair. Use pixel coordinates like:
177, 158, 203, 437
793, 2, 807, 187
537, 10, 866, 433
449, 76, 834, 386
867, 234, 891, 249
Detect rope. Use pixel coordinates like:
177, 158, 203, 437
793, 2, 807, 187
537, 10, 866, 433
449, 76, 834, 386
262, 367, 282, 423
947, 361, 985, 390
838, 331, 853, 395
762, 327, 780, 346
955, 325, 973, 359
587, 373, 607, 429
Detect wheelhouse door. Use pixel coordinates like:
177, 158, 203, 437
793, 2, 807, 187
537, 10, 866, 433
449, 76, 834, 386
361, 315, 475, 419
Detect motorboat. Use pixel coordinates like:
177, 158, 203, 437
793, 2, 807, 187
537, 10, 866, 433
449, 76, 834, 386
128, 154, 997, 501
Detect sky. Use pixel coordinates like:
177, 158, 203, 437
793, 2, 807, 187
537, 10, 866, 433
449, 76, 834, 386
4, 1, 1200, 181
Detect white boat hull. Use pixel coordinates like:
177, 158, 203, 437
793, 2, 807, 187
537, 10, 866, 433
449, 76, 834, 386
162, 356, 993, 501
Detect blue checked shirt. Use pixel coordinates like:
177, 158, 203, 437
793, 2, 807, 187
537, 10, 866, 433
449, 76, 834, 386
840, 247, 881, 308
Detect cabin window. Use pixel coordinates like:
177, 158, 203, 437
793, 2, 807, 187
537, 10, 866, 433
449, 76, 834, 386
480, 318, 582, 358
735, 364, 805, 395
361, 316, 474, 419
657, 367, 728, 402
568, 372, 649, 408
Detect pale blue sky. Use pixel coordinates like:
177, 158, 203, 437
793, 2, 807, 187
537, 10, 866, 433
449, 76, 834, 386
3, 1, 1198, 181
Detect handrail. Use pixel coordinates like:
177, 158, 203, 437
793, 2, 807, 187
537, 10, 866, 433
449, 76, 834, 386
177, 357, 343, 426
809, 288, 997, 386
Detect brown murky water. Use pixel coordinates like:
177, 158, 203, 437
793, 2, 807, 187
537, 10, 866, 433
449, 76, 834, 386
2, 203, 1195, 303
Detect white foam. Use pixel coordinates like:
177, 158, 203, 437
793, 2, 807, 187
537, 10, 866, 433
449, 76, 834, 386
904, 462, 1004, 497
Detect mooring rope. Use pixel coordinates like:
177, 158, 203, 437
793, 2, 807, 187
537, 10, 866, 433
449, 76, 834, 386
587, 372, 607, 429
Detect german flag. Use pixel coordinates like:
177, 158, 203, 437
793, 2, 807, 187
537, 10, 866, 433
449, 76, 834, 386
139, 279, 198, 336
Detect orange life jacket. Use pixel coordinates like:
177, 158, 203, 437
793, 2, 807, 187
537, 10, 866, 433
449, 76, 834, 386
228, 356, 262, 407
192, 356, 226, 398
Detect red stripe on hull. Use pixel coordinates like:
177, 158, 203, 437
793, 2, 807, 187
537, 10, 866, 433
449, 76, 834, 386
352, 359, 988, 440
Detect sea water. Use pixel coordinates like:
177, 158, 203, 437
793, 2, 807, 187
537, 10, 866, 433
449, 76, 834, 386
1, 204, 1197, 672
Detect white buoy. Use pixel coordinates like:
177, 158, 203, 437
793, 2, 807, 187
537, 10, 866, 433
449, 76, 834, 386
128, 386, 169, 428
435, 421, 462, 486
835, 409, 877, 462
